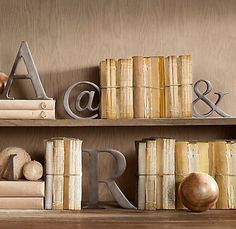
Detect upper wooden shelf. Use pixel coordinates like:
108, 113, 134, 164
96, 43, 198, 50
0, 117, 236, 127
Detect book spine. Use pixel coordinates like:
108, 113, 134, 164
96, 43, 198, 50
133, 56, 145, 118
100, 60, 107, 118
145, 140, 157, 210
150, 57, 160, 118
74, 174, 82, 210
0, 100, 56, 110
52, 175, 64, 210
0, 110, 55, 119
159, 57, 165, 118
137, 141, 147, 210
45, 140, 53, 209
0, 197, 44, 209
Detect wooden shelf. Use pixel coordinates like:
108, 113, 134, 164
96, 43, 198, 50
0, 117, 235, 127
0, 209, 235, 229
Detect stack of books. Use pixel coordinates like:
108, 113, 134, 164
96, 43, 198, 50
45, 137, 82, 210
0, 100, 56, 119
100, 55, 192, 119
0, 180, 44, 209
136, 138, 176, 210
137, 138, 236, 210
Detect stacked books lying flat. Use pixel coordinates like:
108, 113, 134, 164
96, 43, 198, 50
0, 180, 44, 209
45, 137, 82, 210
136, 139, 236, 210
0, 100, 56, 119
100, 55, 192, 119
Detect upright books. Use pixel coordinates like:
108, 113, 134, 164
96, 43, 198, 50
45, 137, 82, 210
100, 55, 192, 119
136, 138, 175, 210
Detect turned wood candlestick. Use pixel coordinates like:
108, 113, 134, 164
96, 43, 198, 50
178, 172, 219, 212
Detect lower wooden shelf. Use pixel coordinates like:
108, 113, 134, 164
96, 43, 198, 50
0, 209, 235, 229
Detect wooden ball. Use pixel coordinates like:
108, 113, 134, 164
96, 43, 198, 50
178, 172, 219, 212
0, 72, 8, 94
0, 147, 31, 180
23, 160, 43, 181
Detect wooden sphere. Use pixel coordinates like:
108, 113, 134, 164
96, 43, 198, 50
178, 172, 219, 212
0, 72, 8, 94
23, 160, 43, 181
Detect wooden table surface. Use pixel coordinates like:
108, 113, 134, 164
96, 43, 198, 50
0, 209, 235, 229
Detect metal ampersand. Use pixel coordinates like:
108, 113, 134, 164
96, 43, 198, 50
192, 80, 230, 117
63, 81, 100, 119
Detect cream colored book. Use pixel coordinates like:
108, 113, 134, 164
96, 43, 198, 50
45, 140, 54, 209
0, 197, 44, 209
0, 110, 55, 119
53, 139, 65, 175
145, 140, 156, 210
0, 99, 55, 110
64, 176, 75, 210
74, 174, 82, 210
64, 138, 74, 175
156, 138, 175, 209
52, 175, 64, 210
144, 57, 151, 118
137, 141, 147, 210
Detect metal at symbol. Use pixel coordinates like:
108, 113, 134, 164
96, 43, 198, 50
64, 81, 100, 119
192, 80, 230, 117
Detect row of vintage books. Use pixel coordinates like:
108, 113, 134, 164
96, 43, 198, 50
45, 137, 82, 210
100, 55, 192, 119
136, 139, 236, 210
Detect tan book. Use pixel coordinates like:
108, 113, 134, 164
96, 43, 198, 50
137, 141, 147, 210
0, 109, 55, 119
100, 60, 107, 118
0, 197, 44, 209
145, 140, 157, 210
211, 140, 236, 176
175, 141, 209, 208
165, 56, 180, 118
0, 180, 44, 197
159, 57, 165, 118
117, 58, 133, 119
74, 174, 82, 210
215, 175, 236, 209
149, 57, 161, 118
0, 99, 55, 110
133, 56, 145, 118
63, 176, 75, 210
156, 138, 175, 209
178, 55, 192, 117
144, 57, 151, 118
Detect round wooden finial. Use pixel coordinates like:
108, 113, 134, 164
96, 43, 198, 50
23, 160, 43, 181
0, 147, 31, 180
0, 72, 8, 94
178, 172, 219, 212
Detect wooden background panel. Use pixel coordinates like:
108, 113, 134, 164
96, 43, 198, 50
0, 0, 235, 116
0, 125, 234, 202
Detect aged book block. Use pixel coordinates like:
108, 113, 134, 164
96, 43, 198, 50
159, 57, 165, 118
0, 99, 55, 110
137, 141, 147, 210
0, 180, 44, 197
133, 56, 145, 118
0, 110, 55, 119
52, 175, 64, 210
145, 140, 157, 210
0, 197, 44, 209
215, 175, 236, 209
100, 60, 107, 118
164, 56, 180, 118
